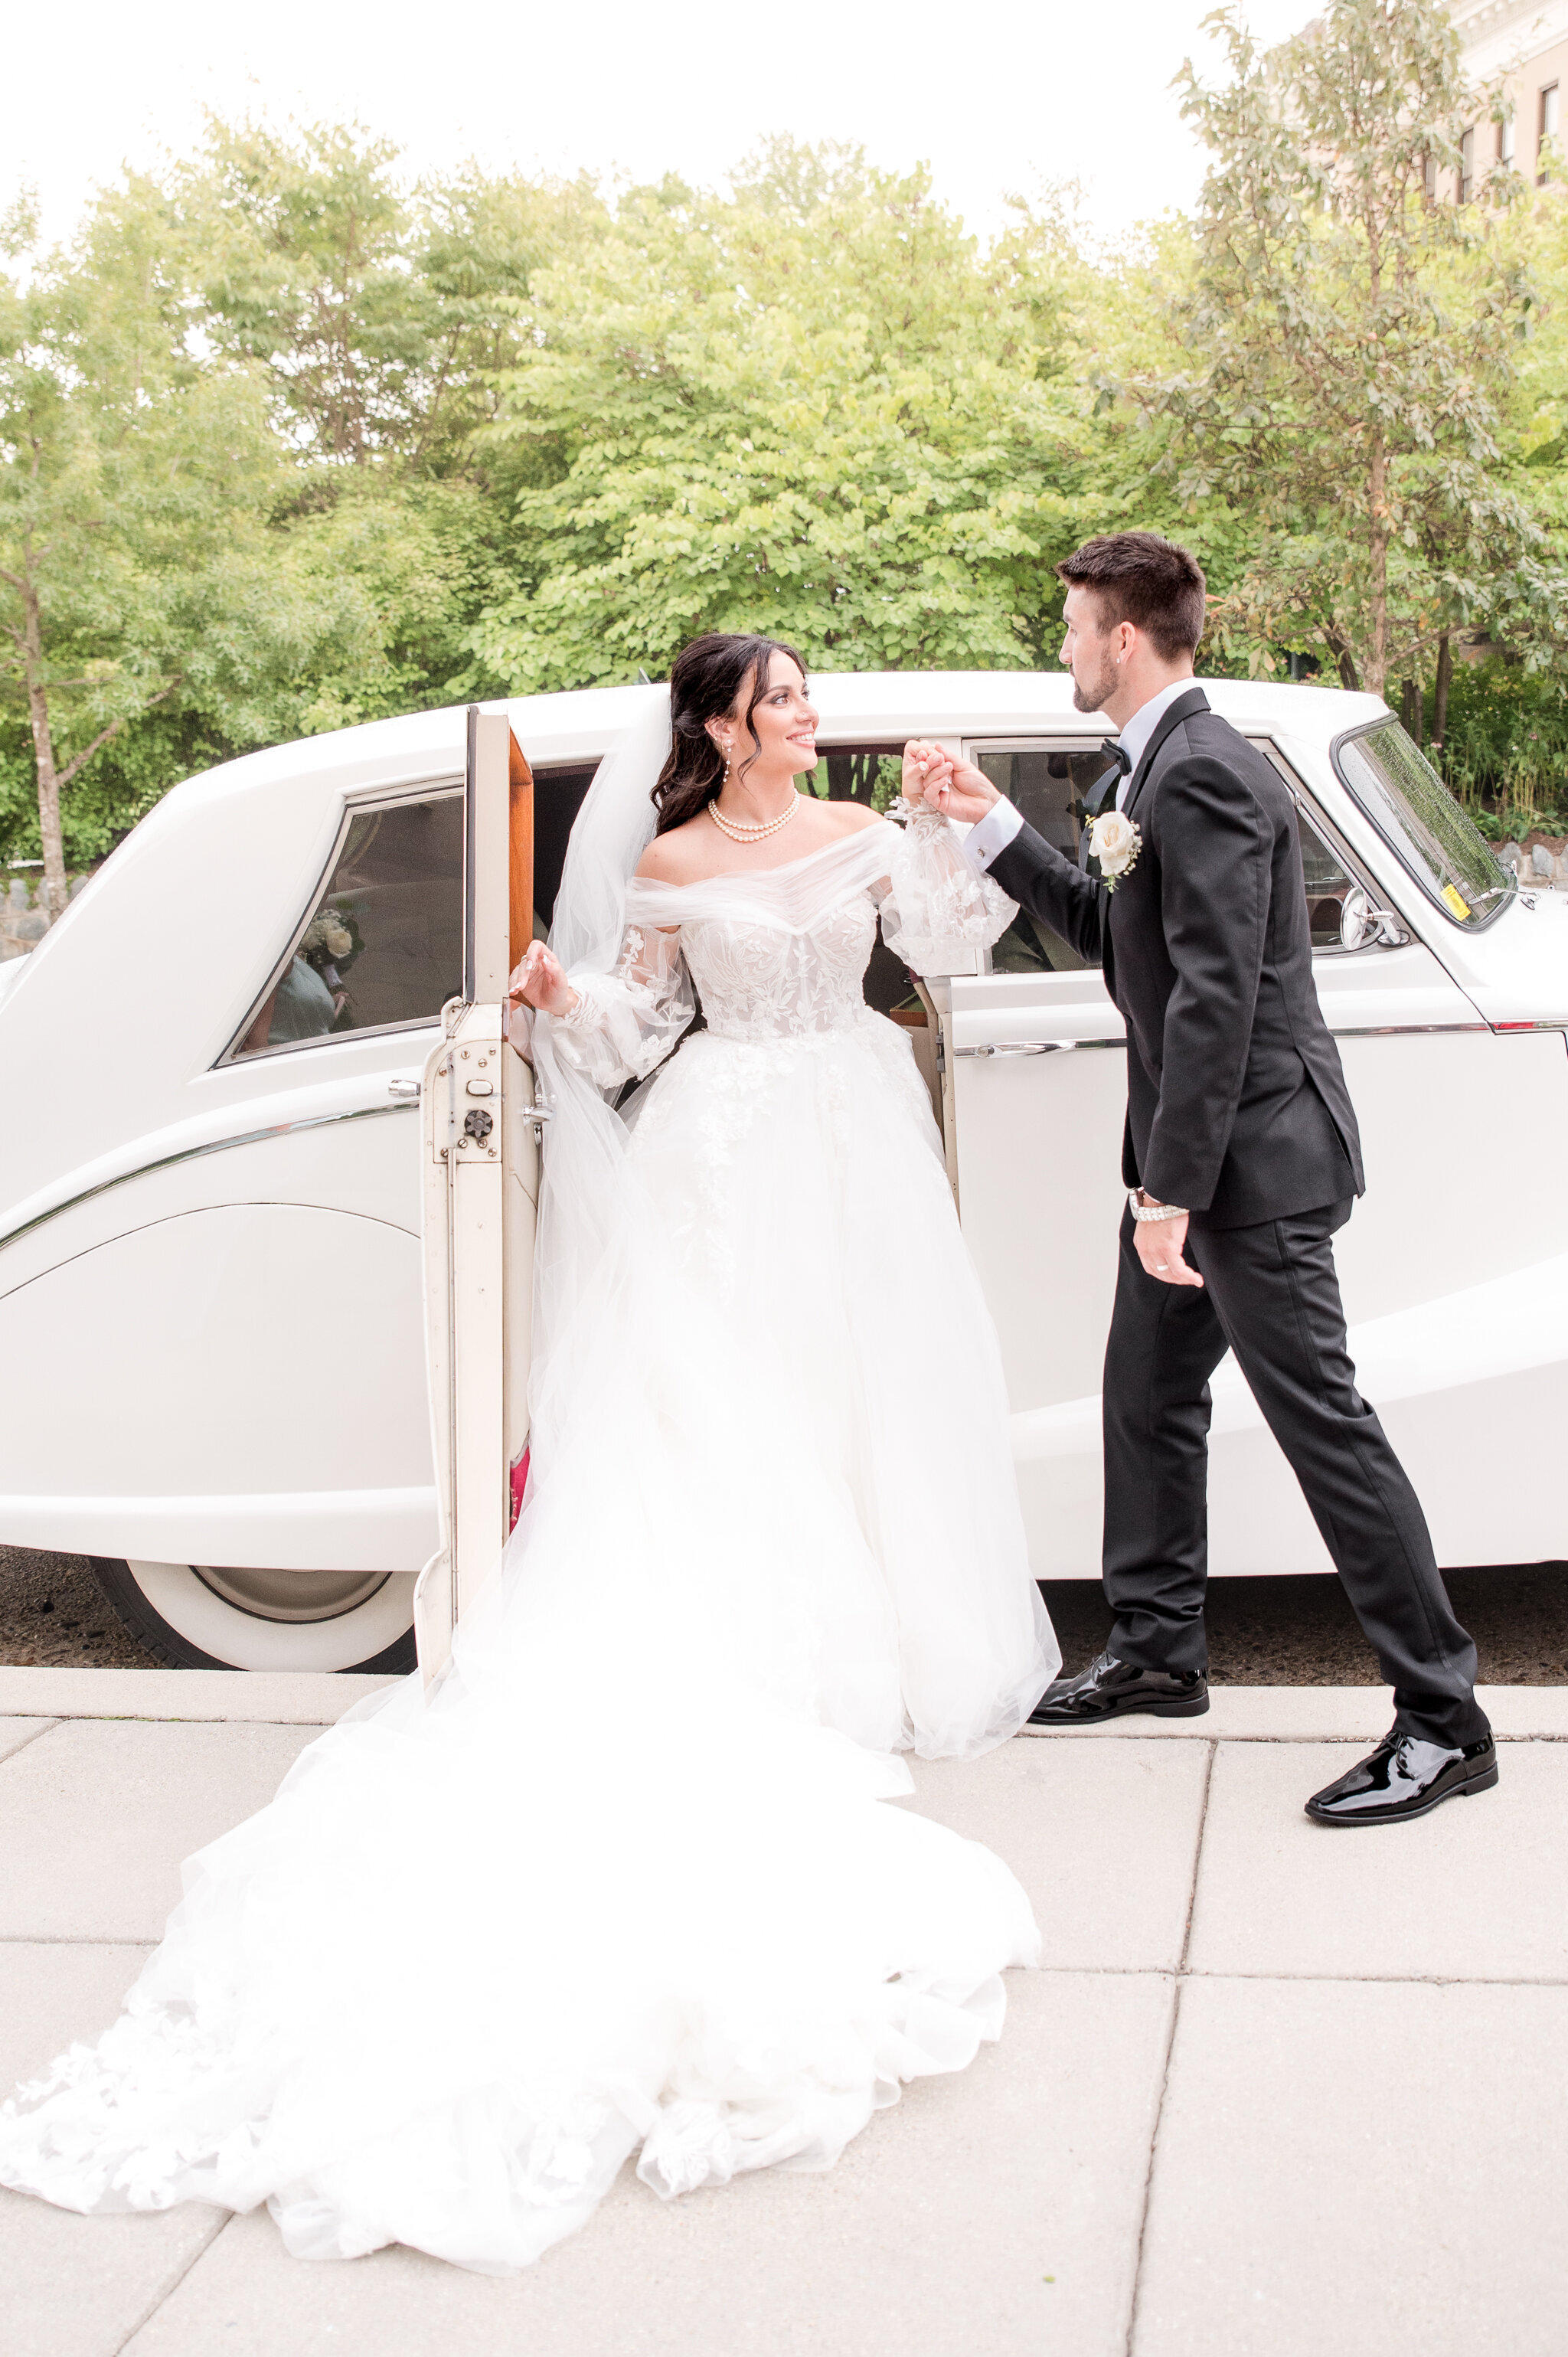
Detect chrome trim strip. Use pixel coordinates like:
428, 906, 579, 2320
956, 1022, 1491, 1059
0, 1103, 416, 1257
955, 1038, 1123, 1057
1328, 1022, 1489, 1038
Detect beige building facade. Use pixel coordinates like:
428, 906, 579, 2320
1453, 0, 1568, 187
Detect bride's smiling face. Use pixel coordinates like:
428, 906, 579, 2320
714, 652, 818, 788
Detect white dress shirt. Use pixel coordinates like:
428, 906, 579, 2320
959, 674, 1197, 874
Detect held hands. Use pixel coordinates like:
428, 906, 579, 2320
508, 941, 577, 1019
900, 740, 1001, 826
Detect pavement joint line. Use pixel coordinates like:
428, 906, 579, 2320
111, 2210, 231, 2355
3, 1718, 1568, 1739
0, 1934, 158, 1947
1023, 1728, 1568, 1744
0, 1718, 57, 1764
0, 1714, 345, 1730
3, 1945, 1558, 1993
1123, 1734, 1217, 2356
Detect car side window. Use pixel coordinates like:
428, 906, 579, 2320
1253, 741, 1375, 956
1295, 803, 1362, 952
233, 793, 464, 1059
972, 743, 1116, 973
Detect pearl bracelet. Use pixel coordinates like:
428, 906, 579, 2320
1128, 1188, 1187, 1223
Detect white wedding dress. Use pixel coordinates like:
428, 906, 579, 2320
0, 808, 1058, 2275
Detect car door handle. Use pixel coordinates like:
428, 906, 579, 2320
387, 1077, 422, 1099
954, 1041, 1077, 1058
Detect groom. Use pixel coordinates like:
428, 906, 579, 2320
921, 531, 1495, 1827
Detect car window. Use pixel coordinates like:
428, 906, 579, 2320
1333, 718, 1511, 927
531, 763, 598, 937
234, 793, 463, 1058
1295, 803, 1362, 950
972, 742, 1116, 973
813, 742, 907, 812
802, 741, 915, 1008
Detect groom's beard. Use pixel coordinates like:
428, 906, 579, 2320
1072, 651, 1119, 716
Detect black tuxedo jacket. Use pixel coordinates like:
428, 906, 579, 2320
988, 687, 1364, 1229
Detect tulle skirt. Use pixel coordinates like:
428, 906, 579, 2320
0, 1012, 1057, 2272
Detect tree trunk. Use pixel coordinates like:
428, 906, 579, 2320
1366, 433, 1389, 698
1401, 677, 1419, 741
1433, 630, 1452, 754
1325, 627, 1361, 693
19, 572, 69, 923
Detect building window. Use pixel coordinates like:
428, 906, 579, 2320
1501, 108, 1516, 167
1540, 84, 1558, 183
1460, 127, 1475, 201
1424, 152, 1438, 204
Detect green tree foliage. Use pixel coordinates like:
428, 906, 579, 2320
469, 147, 1097, 688
6, 81, 1568, 888
0, 176, 332, 914
1138, 0, 1555, 701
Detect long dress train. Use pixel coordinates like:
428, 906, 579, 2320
0, 813, 1059, 2273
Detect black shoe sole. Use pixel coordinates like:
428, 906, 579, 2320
1029, 1689, 1210, 1728
1304, 1758, 1499, 1826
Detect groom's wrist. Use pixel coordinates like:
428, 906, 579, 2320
1129, 1188, 1188, 1222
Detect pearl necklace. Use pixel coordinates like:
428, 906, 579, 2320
707, 794, 800, 843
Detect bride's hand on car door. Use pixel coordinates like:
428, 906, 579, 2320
508, 942, 578, 1018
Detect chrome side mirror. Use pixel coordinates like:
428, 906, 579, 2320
1339, 886, 1410, 952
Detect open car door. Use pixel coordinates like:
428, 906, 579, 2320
413, 708, 541, 1682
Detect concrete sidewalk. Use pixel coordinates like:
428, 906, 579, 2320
2, 1670, 1564, 2357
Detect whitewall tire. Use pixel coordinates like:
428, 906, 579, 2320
91, 1558, 416, 1673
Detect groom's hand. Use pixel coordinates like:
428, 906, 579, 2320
1135, 1208, 1204, 1288
901, 741, 999, 825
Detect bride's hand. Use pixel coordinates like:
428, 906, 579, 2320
902, 741, 1001, 825
508, 942, 577, 1018
901, 740, 956, 806
922, 753, 1002, 826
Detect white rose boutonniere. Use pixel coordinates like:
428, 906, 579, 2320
1088, 808, 1142, 891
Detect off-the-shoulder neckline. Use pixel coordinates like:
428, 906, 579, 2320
627, 822, 888, 895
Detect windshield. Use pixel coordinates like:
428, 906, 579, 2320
1332, 718, 1511, 928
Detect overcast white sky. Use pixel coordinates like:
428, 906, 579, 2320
11, 0, 1315, 251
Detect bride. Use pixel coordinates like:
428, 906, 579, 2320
0, 633, 1059, 2274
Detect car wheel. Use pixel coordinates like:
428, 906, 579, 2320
90, 1558, 416, 1674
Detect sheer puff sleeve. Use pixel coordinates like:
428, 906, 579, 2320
532, 924, 694, 1090
876, 803, 1017, 970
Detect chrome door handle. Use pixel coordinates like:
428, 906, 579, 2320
954, 1041, 1076, 1059
387, 1077, 422, 1099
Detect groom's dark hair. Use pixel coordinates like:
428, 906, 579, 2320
1057, 533, 1206, 662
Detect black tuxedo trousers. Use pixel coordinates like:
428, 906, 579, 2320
1104, 1200, 1488, 1750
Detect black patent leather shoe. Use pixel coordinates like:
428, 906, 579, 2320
1029, 1649, 1209, 1727
1305, 1728, 1498, 1826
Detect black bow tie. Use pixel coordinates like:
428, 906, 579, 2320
1084, 743, 1130, 816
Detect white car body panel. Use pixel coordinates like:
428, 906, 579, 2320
0, 672, 1563, 1658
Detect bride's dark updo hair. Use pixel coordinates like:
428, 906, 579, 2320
652, 633, 807, 836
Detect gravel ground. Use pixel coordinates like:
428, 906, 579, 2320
1042, 1565, 1568, 1685
2, 1544, 1566, 1684
0, 1547, 162, 1668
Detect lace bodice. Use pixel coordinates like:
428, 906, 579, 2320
542, 811, 1015, 1090
678, 891, 877, 1044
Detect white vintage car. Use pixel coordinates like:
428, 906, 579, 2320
2, 675, 1564, 1674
